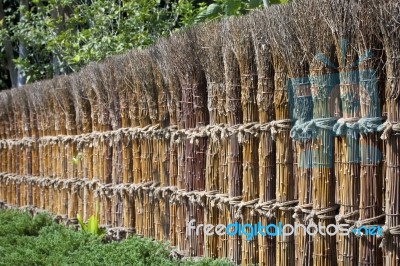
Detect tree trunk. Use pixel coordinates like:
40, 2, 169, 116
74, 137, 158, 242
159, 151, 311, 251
17, 0, 29, 87
51, 5, 66, 77
0, 1, 18, 88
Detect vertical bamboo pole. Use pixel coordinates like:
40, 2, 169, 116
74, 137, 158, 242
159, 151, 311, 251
52, 81, 65, 215
115, 57, 134, 230
77, 87, 94, 221
47, 88, 56, 213
227, 17, 260, 266
0, 94, 11, 205
195, 22, 225, 258
131, 52, 154, 238
268, 6, 302, 261
272, 53, 295, 266
173, 31, 208, 257
37, 86, 48, 211
84, 71, 100, 213
134, 52, 161, 238
60, 78, 76, 216
28, 91, 39, 207
222, 30, 243, 263
86, 69, 104, 224
162, 66, 181, 246
150, 51, 170, 241
309, 57, 339, 266
356, 2, 385, 263
377, 1, 400, 264
0, 97, 5, 204
250, 11, 278, 264
99, 60, 124, 228
153, 43, 181, 246
128, 54, 150, 236
270, 4, 318, 264
158, 32, 207, 255
7, 100, 14, 204
89, 65, 113, 225
322, 2, 361, 263
291, 76, 314, 266
10, 91, 22, 207
126, 59, 142, 235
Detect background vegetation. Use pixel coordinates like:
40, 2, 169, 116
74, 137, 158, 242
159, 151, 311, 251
0, 0, 288, 90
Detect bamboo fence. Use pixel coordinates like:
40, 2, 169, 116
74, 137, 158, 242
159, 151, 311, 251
1, 0, 400, 265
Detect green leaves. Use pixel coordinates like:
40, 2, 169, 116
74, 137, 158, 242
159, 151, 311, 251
0, 0, 288, 87
72, 152, 83, 165
249, 0, 264, 8
77, 214, 105, 236
76, 201, 106, 237
224, 0, 242, 16
195, 4, 223, 23
194, 0, 264, 23
270, 0, 289, 4
76, 214, 87, 231
0, 209, 232, 265
1, 0, 204, 86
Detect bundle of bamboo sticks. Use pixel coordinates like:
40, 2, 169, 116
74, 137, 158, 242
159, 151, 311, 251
222, 19, 243, 264
225, 16, 260, 266
250, 10, 277, 266
195, 21, 226, 258
377, 1, 400, 265
322, 1, 362, 264
267, 5, 298, 265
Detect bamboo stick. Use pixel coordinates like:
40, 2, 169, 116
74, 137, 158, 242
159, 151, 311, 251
267, 6, 297, 264
152, 50, 171, 241
376, 1, 400, 264
323, 2, 361, 264
356, 2, 385, 263
225, 17, 260, 265
195, 21, 226, 258
223, 27, 243, 264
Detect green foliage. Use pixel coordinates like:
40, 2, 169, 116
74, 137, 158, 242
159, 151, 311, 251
72, 152, 82, 165
194, 0, 290, 23
195, 0, 264, 23
0, 0, 204, 85
0, 210, 52, 237
0, 0, 289, 87
270, 0, 289, 4
76, 202, 105, 237
0, 209, 233, 265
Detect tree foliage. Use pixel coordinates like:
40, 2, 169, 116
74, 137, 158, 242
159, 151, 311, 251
0, 0, 287, 89
0, 0, 205, 87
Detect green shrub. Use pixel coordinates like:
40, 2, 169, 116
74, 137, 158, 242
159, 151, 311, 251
0, 210, 232, 266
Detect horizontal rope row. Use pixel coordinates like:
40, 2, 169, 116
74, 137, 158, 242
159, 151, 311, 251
0, 119, 292, 149
290, 117, 400, 140
0, 172, 299, 221
2, 119, 399, 149
0, 172, 392, 230
1, 171, 398, 249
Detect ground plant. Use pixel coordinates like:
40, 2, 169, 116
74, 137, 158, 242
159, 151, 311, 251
0, 209, 232, 266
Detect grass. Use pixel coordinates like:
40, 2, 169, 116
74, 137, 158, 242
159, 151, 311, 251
0, 209, 232, 266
